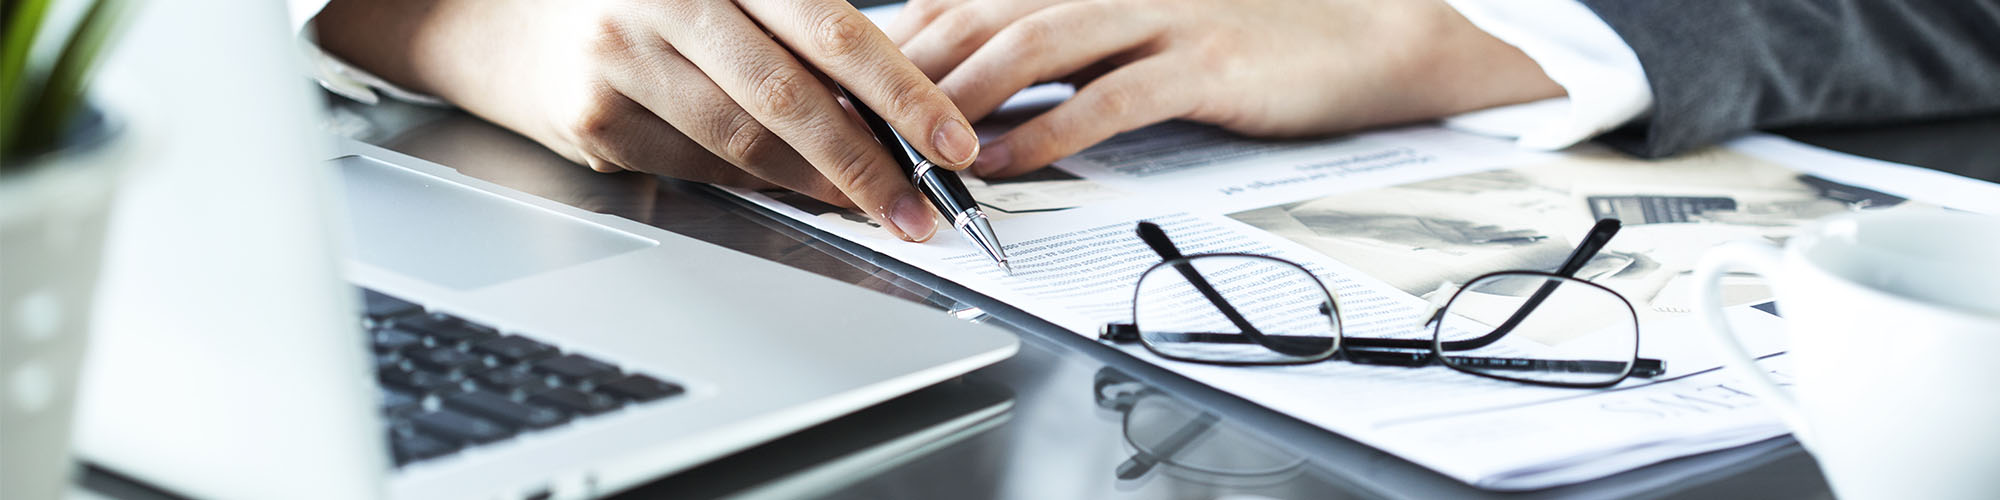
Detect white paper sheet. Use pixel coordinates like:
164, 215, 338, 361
720, 1, 2000, 490
727, 115, 1986, 488
729, 14, 2000, 481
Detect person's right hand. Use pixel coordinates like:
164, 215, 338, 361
315, 0, 980, 241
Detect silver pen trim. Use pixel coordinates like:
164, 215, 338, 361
910, 159, 938, 185
954, 208, 1010, 274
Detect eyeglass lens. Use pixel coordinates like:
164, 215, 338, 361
1433, 272, 1639, 386
1132, 255, 1339, 364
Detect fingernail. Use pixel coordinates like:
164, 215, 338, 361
932, 118, 979, 168
887, 193, 937, 242
973, 142, 1010, 177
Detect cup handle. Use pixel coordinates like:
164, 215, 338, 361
1692, 241, 1812, 444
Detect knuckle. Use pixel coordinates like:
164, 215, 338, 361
567, 93, 625, 145
747, 67, 811, 119
587, 18, 633, 57
1192, 38, 1237, 71
1092, 87, 1140, 118
720, 112, 777, 165
820, 143, 885, 195
1000, 18, 1057, 54
872, 76, 940, 125
585, 10, 653, 59
809, 9, 878, 61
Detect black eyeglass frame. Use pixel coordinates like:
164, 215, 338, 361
1427, 269, 1650, 388
1100, 219, 1664, 389
1112, 252, 1346, 364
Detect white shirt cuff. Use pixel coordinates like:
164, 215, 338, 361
1440, 0, 1652, 150
287, 0, 447, 106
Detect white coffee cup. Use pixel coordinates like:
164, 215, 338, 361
1693, 210, 2000, 500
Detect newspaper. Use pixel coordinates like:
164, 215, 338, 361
722, 87, 1996, 490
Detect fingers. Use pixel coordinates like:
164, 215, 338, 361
656, 0, 941, 241
936, 1, 1165, 122
595, 38, 851, 205
974, 56, 1196, 178
739, 0, 980, 171
896, 0, 1072, 79
575, 96, 780, 191
884, 0, 969, 44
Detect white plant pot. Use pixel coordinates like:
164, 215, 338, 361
1, 107, 131, 500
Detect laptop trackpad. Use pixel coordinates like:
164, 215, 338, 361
334, 155, 655, 290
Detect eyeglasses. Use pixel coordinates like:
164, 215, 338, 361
1099, 219, 1664, 388
1093, 368, 1305, 484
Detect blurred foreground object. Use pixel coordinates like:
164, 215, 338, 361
1, 0, 133, 498
0, 101, 128, 500
69, 0, 387, 498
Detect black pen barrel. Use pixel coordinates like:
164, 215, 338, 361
839, 87, 973, 216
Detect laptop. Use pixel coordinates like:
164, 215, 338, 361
74, 2, 1017, 499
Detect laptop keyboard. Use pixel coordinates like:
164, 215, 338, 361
359, 288, 685, 466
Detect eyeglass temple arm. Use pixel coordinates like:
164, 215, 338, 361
1346, 347, 1666, 378
1102, 325, 1344, 354
1099, 327, 1666, 378
1103, 327, 1439, 352
1336, 344, 1664, 378
1427, 219, 1622, 350
1136, 222, 1321, 356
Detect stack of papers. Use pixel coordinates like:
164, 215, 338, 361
724, 87, 2000, 489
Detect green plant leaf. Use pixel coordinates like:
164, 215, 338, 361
1, 0, 57, 156
12, 0, 129, 159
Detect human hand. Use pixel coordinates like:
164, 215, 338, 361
316, 0, 980, 241
888, 0, 1564, 178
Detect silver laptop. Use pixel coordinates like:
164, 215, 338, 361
75, 2, 1016, 498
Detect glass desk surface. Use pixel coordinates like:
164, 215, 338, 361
83, 96, 2000, 500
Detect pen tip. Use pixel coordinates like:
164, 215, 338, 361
999, 259, 1012, 275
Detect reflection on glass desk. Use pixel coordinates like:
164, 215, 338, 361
1095, 367, 1309, 487
88, 95, 2000, 500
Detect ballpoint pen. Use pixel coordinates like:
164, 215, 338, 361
835, 86, 1011, 273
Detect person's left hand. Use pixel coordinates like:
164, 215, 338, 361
887, 0, 1564, 178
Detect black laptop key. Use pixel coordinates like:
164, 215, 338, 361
472, 335, 559, 363
375, 353, 406, 373
390, 431, 460, 466
381, 367, 463, 395
380, 388, 423, 416
534, 354, 622, 386
361, 289, 422, 321
373, 327, 424, 353
396, 314, 500, 344
410, 346, 485, 372
410, 409, 515, 444
445, 391, 569, 429
598, 375, 683, 402
473, 366, 551, 393
529, 387, 622, 415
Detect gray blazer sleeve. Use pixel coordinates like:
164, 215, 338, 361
1576, 0, 2000, 157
